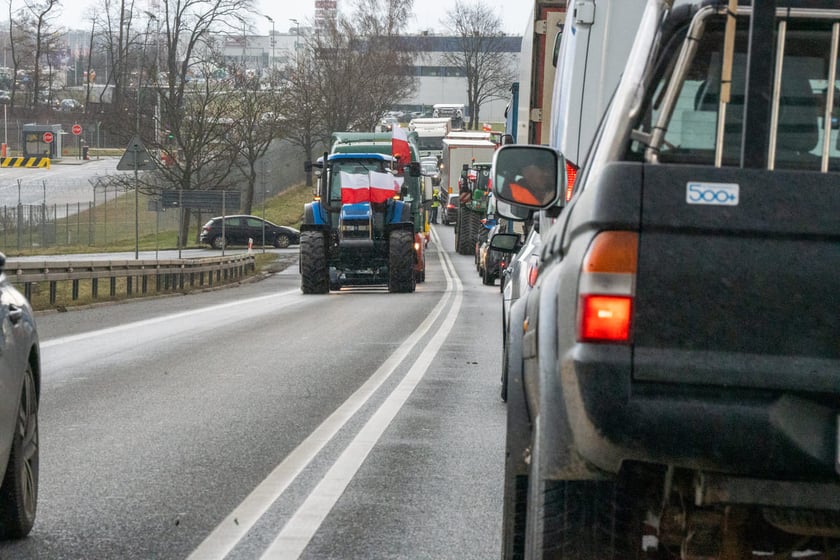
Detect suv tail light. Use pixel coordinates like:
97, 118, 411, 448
577, 231, 638, 343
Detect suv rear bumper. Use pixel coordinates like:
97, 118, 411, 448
558, 344, 839, 481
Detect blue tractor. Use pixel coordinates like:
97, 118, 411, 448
300, 152, 417, 293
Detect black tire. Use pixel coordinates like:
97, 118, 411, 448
501, 339, 530, 559
388, 229, 416, 293
0, 361, 38, 540
524, 431, 646, 560
456, 208, 479, 255
300, 231, 329, 294
211, 235, 226, 250
483, 262, 494, 285
274, 233, 291, 249
415, 269, 425, 283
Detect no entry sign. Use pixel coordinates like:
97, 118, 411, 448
72, 124, 82, 135
42, 132, 54, 143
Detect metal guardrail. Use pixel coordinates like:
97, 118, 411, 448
6, 254, 256, 306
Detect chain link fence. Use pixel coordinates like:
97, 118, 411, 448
0, 139, 308, 251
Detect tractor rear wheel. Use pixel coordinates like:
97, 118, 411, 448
300, 231, 329, 294
457, 208, 480, 255
388, 229, 415, 293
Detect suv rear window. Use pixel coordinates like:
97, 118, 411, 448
629, 16, 840, 171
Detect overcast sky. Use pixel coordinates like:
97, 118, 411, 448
58, 1, 528, 37
256, 0, 529, 36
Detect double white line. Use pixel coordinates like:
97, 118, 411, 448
188, 229, 462, 560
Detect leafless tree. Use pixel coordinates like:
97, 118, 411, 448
282, 0, 416, 163
278, 46, 323, 187
223, 63, 285, 214
151, 0, 254, 246
442, 0, 515, 129
23, 0, 60, 109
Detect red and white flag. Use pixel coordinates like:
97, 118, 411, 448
391, 126, 411, 169
370, 171, 400, 203
339, 171, 371, 204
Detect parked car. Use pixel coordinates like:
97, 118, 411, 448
59, 99, 81, 111
0, 252, 40, 539
440, 193, 459, 225
199, 215, 300, 249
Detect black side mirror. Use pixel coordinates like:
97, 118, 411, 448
409, 162, 421, 177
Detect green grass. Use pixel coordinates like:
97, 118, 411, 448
4, 182, 314, 257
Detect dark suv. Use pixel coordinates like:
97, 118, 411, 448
496, 2, 840, 558
200, 215, 300, 249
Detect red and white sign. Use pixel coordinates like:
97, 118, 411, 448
42, 132, 54, 143
72, 124, 82, 135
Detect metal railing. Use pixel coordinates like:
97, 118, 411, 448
7, 253, 255, 307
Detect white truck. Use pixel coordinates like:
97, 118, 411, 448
432, 103, 465, 130
407, 117, 451, 159
439, 136, 496, 195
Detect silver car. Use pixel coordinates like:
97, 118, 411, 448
0, 252, 40, 539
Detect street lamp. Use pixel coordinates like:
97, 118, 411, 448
265, 15, 275, 87
290, 18, 300, 64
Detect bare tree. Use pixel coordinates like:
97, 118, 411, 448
151, 0, 254, 246
442, 0, 515, 129
224, 63, 285, 214
278, 47, 323, 186
7, 0, 24, 107
23, 0, 60, 109
283, 0, 416, 158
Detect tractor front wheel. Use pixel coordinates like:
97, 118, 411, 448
300, 231, 329, 294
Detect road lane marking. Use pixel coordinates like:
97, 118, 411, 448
188, 233, 459, 560
40, 289, 301, 349
261, 233, 462, 559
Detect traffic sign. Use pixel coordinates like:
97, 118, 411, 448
116, 135, 156, 171
42, 132, 54, 143
72, 124, 82, 135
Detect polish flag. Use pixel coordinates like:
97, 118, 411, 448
392, 126, 411, 169
370, 171, 400, 203
339, 171, 371, 204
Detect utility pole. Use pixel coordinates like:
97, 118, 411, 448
265, 15, 276, 86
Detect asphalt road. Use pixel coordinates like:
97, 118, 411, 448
0, 224, 506, 559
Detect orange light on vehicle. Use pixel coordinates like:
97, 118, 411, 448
576, 231, 638, 343
565, 162, 578, 202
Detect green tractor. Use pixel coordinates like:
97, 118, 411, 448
455, 162, 493, 255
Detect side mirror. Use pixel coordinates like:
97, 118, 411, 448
489, 232, 520, 253
492, 145, 562, 209
409, 162, 421, 177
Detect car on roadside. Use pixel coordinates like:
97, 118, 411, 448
440, 193, 459, 225
199, 215, 300, 250
59, 99, 82, 112
0, 252, 40, 539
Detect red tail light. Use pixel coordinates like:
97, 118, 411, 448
577, 231, 638, 343
565, 162, 578, 202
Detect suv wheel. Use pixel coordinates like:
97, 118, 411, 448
211, 235, 226, 250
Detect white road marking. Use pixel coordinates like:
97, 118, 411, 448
188, 231, 461, 560
261, 230, 462, 559
40, 289, 300, 349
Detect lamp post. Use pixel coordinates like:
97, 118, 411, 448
290, 18, 300, 64
265, 15, 275, 87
